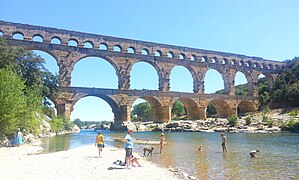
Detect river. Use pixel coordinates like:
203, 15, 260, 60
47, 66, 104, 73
41, 130, 299, 179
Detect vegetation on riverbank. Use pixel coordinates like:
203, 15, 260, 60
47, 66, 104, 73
0, 38, 71, 140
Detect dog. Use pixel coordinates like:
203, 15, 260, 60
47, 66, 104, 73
143, 146, 155, 157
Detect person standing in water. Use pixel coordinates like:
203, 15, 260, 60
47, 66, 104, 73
124, 129, 133, 169
160, 133, 165, 153
95, 131, 104, 158
221, 133, 228, 153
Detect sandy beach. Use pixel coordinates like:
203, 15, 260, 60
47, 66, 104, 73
0, 145, 179, 180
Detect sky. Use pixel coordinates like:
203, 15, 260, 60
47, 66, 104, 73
0, 0, 298, 122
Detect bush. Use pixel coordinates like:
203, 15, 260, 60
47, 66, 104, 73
281, 118, 299, 132
288, 109, 298, 117
245, 117, 252, 125
267, 119, 274, 128
227, 115, 238, 127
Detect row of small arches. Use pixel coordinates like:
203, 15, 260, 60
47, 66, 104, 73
0, 30, 284, 70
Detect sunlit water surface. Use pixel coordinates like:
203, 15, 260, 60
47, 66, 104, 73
41, 130, 299, 179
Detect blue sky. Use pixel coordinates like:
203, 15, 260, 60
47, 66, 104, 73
1, 0, 298, 122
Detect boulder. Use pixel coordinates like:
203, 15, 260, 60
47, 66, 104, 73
110, 121, 137, 131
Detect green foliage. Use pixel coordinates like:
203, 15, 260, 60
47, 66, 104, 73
0, 38, 60, 138
171, 100, 186, 118
245, 116, 252, 125
270, 57, 299, 106
0, 69, 41, 137
267, 119, 274, 128
50, 116, 64, 135
0, 38, 60, 104
131, 102, 153, 121
281, 118, 299, 132
288, 109, 298, 117
216, 84, 249, 96
207, 104, 217, 117
227, 115, 238, 126
61, 116, 73, 130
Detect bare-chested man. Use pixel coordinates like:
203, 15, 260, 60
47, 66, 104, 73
221, 133, 228, 153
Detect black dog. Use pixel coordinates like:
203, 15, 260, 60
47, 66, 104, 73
143, 146, 155, 157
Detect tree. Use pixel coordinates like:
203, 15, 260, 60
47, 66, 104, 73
171, 100, 186, 117
270, 57, 299, 106
131, 102, 153, 121
0, 38, 60, 105
50, 116, 64, 135
0, 38, 60, 137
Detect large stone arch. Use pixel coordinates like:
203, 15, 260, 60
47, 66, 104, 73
138, 96, 165, 122
207, 99, 233, 118
70, 94, 121, 123
237, 100, 258, 115
259, 72, 274, 86
171, 97, 202, 120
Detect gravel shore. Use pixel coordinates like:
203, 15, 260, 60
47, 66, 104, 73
0, 144, 178, 180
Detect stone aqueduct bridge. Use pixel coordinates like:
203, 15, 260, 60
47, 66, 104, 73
0, 21, 286, 124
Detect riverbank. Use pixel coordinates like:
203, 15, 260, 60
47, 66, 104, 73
0, 144, 179, 180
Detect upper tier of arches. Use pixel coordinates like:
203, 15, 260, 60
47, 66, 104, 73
0, 20, 286, 71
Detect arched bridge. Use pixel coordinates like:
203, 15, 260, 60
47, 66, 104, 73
0, 20, 286, 124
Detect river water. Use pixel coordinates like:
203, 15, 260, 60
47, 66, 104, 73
41, 130, 299, 179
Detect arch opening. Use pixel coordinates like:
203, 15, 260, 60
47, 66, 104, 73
234, 71, 249, 95
68, 39, 78, 47
42, 97, 57, 118
131, 98, 154, 122
190, 55, 196, 61
32, 35, 43, 42
204, 69, 224, 94
51, 37, 61, 44
72, 57, 118, 88
141, 49, 148, 55
12, 32, 24, 40
71, 96, 115, 122
207, 99, 231, 118
171, 100, 187, 120
154, 50, 162, 57
169, 66, 193, 93
0, 31, 3, 36
237, 101, 256, 116
167, 52, 174, 58
113, 45, 121, 52
130, 62, 159, 90
84, 41, 93, 48
99, 43, 108, 50
32, 50, 59, 75
127, 47, 135, 53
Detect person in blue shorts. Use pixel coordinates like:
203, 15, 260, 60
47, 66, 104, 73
124, 129, 133, 169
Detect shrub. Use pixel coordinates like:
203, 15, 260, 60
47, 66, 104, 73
288, 109, 298, 117
227, 115, 238, 127
245, 117, 252, 125
281, 118, 299, 132
267, 118, 274, 128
